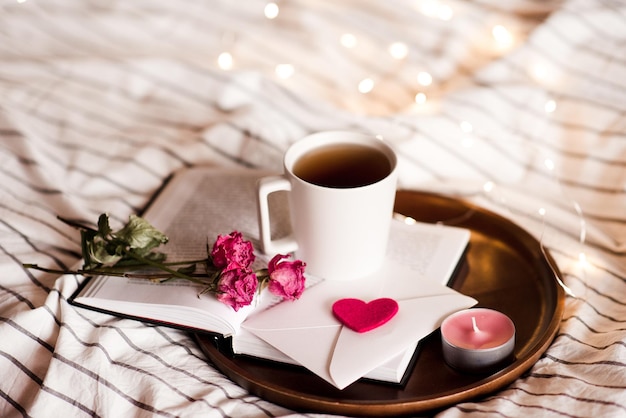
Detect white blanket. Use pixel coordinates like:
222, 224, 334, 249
1, 0, 625, 417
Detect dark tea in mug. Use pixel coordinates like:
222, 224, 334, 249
292, 143, 392, 188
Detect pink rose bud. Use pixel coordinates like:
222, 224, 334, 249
216, 268, 258, 311
267, 254, 306, 301
211, 231, 255, 270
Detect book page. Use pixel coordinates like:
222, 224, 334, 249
386, 218, 470, 285
145, 167, 291, 264
74, 167, 288, 335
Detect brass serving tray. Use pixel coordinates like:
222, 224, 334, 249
195, 190, 565, 416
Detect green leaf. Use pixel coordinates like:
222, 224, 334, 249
77, 213, 168, 270
142, 252, 167, 263
177, 264, 197, 275
80, 230, 92, 269
85, 236, 123, 268
114, 215, 168, 254
97, 213, 112, 237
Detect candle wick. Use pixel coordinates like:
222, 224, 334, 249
471, 316, 480, 332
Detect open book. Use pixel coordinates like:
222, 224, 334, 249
70, 166, 470, 385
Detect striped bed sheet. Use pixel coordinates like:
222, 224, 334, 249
1, 0, 625, 417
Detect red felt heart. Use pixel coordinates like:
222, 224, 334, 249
332, 298, 399, 333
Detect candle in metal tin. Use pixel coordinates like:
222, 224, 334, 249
441, 308, 515, 373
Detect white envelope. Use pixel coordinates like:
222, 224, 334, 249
242, 259, 477, 389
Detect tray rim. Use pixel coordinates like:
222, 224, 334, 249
196, 189, 566, 416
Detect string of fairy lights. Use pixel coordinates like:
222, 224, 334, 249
216, 1, 523, 108
12, 0, 586, 292
232, 1, 585, 292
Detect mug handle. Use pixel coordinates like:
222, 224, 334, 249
256, 175, 298, 255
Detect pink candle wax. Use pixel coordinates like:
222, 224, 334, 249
441, 308, 515, 373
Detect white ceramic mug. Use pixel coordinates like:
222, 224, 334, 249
256, 131, 398, 281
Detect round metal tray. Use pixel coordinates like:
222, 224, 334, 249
196, 190, 565, 416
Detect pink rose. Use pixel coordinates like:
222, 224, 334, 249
216, 268, 258, 311
211, 231, 255, 270
267, 254, 306, 301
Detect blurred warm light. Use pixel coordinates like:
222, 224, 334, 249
414, 92, 427, 104
492, 25, 513, 48
264, 2, 279, 19
437, 4, 453, 20
340, 33, 358, 48
275, 64, 295, 79
483, 181, 494, 192
578, 252, 588, 267
417, 71, 433, 86
545, 99, 557, 113
389, 42, 409, 59
528, 60, 561, 86
544, 158, 555, 171
217, 52, 233, 70
460, 120, 473, 133
358, 78, 375, 93
418, 0, 454, 20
